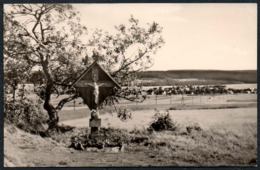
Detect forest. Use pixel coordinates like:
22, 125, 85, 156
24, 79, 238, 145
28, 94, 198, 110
137, 70, 257, 86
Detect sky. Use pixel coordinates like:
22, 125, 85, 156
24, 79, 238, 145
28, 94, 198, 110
72, 3, 257, 71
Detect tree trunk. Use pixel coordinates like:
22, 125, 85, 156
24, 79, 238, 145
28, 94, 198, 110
42, 59, 59, 131
44, 81, 59, 130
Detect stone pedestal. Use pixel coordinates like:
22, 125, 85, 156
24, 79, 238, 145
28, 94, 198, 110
89, 118, 101, 138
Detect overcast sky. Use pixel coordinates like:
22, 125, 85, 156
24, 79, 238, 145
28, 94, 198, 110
74, 3, 257, 71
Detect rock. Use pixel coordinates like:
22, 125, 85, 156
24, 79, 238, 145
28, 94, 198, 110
111, 147, 120, 153
104, 147, 120, 153
86, 147, 99, 152
119, 144, 126, 152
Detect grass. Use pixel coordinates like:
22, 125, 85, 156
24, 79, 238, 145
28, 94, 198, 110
58, 109, 90, 122
56, 105, 257, 166
148, 122, 257, 166
53, 117, 257, 166
10, 93, 257, 166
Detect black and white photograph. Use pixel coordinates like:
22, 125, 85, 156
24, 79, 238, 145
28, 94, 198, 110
3, 3, 257, 167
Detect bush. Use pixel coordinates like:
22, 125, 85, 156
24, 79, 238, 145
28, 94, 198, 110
186, 124, 202, 134
70, 127, 131, 150
4, 96, 48, 135
117, 106, 132, 121
148, 109, 179, 132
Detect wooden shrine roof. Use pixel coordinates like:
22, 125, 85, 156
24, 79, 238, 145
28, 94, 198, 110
70, 61, 121, 88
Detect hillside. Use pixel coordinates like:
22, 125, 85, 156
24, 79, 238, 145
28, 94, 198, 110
137, 70, 257, 86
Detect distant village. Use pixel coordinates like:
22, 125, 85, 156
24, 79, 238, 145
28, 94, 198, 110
10, 83, 257, 97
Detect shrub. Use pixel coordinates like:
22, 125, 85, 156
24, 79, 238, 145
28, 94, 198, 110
4, 96, 48, 135
69, 127, 131, 150
169, 107, 176, 110
148, 109, 179, 131
186, 123, 202, 134
131, 136, 150, 143
117, 106, 132, 121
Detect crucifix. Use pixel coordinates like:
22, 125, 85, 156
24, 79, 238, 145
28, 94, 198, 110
71, 61, 120, 138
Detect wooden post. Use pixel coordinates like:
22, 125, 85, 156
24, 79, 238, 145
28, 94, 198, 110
89, 111, 101, 138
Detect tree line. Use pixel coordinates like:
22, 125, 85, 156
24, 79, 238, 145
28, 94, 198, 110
137, 70, 257, 84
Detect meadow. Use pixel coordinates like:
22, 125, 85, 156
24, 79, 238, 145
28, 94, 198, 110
4, 90, 257, 167
53, 93, 257, 166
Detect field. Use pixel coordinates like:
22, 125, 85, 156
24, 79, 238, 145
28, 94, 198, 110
4, 92, 257, 167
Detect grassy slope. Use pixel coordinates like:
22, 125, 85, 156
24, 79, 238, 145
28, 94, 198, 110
59, 107, 257, 167
4, 93, 257, 167
5, 108, 256, 167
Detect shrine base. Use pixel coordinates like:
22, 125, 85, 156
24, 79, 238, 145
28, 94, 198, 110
89, 118, 101, 139
89, 127, 99, 139
89, 118, 101, 127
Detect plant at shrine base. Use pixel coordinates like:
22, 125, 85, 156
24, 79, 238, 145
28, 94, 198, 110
4, 4, 164, 131
147, 109, 180, 132
69, 128, 132, 150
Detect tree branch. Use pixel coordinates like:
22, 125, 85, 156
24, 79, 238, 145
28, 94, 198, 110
53, 85, 60, 98
55, 93, 79, 112
114, 94, 146, 103
21, 5, 33, 12
54, 83, 71, 87
40, 21, 45, 41
112, 48, 148, 76
32, 10, 41, 40
23, 54, 41, 64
